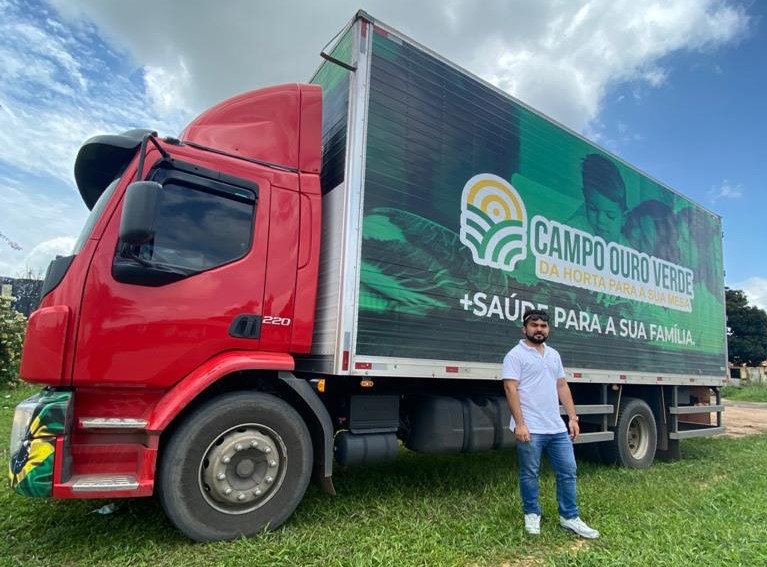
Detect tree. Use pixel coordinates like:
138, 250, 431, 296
726, 287, 767, 366
0, 295, 27, 387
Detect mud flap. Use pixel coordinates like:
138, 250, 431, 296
277, 372, 336, 495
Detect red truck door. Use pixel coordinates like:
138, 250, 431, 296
72, 159, 272, 389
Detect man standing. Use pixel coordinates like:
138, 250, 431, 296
502, 309, 599, 539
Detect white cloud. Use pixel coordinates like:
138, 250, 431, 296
0, 174, 85, 276
640, 66, 668, 87
144, 59, 193, 120
0, 0, 193, 277
0, 1, 191, 187
20, 236, 76, 278
48, 0, 356, 117
708, 180, 743, 202
0, 99, 107, 185
471, 0, 749, 130
735, 277, 767, 312
0, 176, 84, 241
0, 0, 753, 277
48, 0, 749, 133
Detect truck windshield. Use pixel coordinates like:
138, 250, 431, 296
72, 177, 121, 255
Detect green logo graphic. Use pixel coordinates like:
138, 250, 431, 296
460, 174, 528, 272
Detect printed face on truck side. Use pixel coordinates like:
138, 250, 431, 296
579, 154, 627, 245
584, 189, 625, 244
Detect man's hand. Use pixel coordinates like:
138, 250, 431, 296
568, 418, 580, 441
515, 423, 531, 443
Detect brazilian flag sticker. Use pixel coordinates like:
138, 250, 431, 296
9, 390, 71, 497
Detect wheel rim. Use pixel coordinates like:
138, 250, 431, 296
626, 414, 650, 460
199, 423, 288, 515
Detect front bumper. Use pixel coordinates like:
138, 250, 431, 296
8, 389, 72, 497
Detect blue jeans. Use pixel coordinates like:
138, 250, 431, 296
516, 431, 579, 519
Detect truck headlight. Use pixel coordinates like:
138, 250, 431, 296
9, 394, 40, 458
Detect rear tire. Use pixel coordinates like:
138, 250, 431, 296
158, 391, 312, 541
599, 397, 657, 468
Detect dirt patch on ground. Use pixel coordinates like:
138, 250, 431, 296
720, 400, 767, 438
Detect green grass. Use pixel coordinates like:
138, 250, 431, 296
722, 383, 767, 403
3, 383, 767, 567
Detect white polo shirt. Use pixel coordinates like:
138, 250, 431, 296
502, 339, 567, 434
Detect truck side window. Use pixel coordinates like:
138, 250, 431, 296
114, 167, 256, 286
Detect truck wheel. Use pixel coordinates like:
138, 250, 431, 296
158, 391, 312, 541
599, 397, 657, 469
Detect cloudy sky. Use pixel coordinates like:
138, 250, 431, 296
0, 0, 765, 308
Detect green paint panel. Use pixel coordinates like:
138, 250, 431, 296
311, 27, 354, 194
355, 27, 725, 375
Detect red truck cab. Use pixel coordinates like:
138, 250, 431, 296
10, 84, 330, 540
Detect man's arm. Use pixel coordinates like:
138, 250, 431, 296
503, 379, 530, 443
556, 378, 579, 440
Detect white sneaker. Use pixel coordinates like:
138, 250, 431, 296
559, 516, 600, 539
524, 513, 541, 535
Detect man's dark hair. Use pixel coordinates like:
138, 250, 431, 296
582, 153, 627, 211
522, 308, 549, 325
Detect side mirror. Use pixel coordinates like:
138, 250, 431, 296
119, 181, 161, 244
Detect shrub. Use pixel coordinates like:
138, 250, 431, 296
722, 383, 767, 403
0, 295, 27, 387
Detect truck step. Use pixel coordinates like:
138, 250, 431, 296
668, 404, 725, 415
560, 404, 613, 416
669, 425, 726, 440
70, 474, 140, 492
668, 386, 725, 439
79, 417, 148, 430
572, 431, 614, 444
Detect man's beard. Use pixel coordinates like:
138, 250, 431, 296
525, 331, 547, 344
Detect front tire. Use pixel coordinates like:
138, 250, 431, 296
158, 391, 312, 541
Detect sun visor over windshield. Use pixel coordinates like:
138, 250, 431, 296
74, 129, 154, 209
